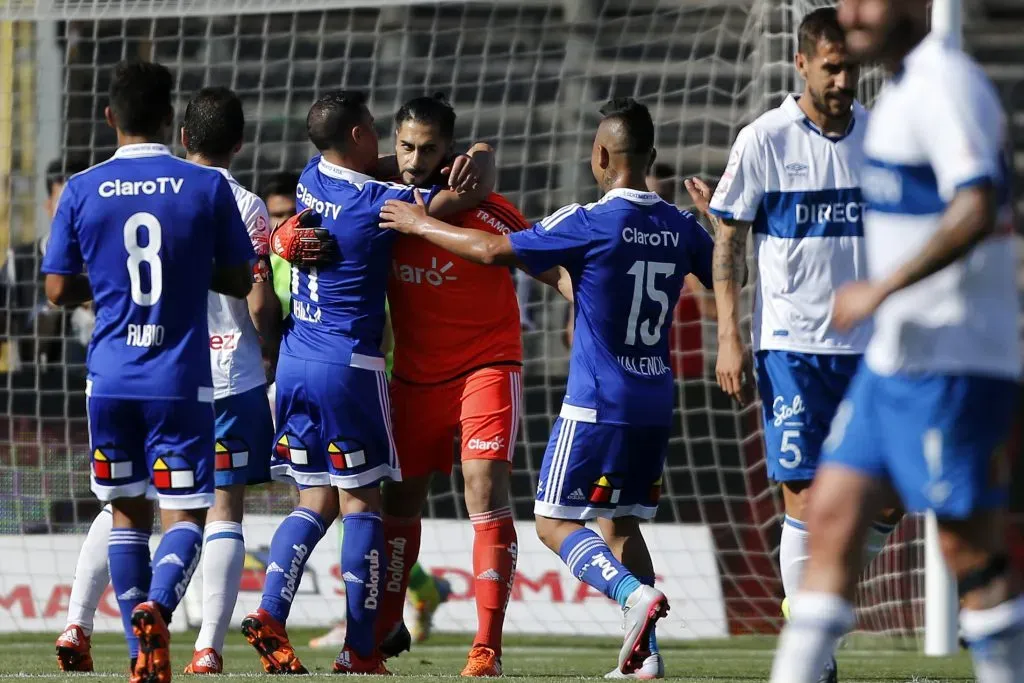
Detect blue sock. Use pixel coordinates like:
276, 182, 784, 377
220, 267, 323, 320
639, 575, 659, 653
148, 521, 203, 618
558, 528, 639, 607
341, 511, 384, 658
259, 507, 328, 624
108, 527, 152, 659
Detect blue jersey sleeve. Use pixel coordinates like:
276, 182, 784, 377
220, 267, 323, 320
377, 182, 439, 209
509, 204, 591, 275
684, 211, 714, 289
212, 174, 256, 268
41, 182, 83, 275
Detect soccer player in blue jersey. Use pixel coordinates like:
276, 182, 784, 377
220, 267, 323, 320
769, 1, 1023, 682
381, 97, 714, 679
41, 60, 255, 683
241, 90, 495, 675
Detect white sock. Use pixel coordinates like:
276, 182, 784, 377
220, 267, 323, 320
66, 505, 113, 635
960, 595, 1024, 683
194, 521, 245, 653
770, 592, 855, 683
780, 515, 810, 601
862, 521, 896, 570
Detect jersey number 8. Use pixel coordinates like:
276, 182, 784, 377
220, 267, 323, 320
123, 212, 163, 306
625, 260, 675, 346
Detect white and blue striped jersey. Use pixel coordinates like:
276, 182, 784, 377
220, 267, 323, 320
709, 95, 869, 354
860, 35, 1019, 378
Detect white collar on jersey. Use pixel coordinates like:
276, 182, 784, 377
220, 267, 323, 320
317, 157, 375, 185
781, 94, 862, 140
113, 143, 172, 159
212, 166, 239, 186
600, 187, 664, 205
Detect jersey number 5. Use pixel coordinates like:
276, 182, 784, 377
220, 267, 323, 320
625, 260, 675, 346
124, 212, 163, 306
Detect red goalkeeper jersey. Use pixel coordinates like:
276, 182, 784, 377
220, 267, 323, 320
388, 192, 530, 384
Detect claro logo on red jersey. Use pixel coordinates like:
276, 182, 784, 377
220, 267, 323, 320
392, 257, 458, 286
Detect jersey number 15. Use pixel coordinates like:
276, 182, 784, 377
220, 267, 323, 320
124, 212, 163, 306
625, 260, 675, 346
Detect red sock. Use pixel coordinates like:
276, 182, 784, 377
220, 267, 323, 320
375, 516, 421, 644
470, 507, 517, 656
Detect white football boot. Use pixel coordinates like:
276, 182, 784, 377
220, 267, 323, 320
605, 653, 664, 679
614, 585, 669, 676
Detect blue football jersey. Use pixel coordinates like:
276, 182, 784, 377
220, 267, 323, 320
41, 144, 254, 401
510, 188, 713, 426
282, 156, 438, 367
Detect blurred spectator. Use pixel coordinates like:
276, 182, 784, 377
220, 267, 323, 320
2, 158, 91, 373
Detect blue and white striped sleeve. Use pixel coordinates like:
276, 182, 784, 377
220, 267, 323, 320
508, 203, 591, 274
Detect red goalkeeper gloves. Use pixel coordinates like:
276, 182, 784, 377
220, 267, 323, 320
270, 208, 339, 267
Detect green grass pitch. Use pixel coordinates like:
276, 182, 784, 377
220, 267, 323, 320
0, 630, 975, 682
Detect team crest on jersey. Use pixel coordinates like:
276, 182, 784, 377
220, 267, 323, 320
649, 475, 663, 504
152, 455, 195, 490
275, 434, 309, 465
215, 438, 250, 471
589, 475, 621, 505
92, 448, 133, 481
327, 438, 366, 470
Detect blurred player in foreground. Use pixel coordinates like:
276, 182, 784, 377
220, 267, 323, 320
375, 93, 568, 675
44, 60, 255, 683
380, 97, 714, 679
242, 90, 493, 675
700, 9, 902, 681
769, 1, 1022, 681
179, 87, 280, 673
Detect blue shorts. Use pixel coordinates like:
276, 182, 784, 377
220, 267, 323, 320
271, 354, 399, 490
87, 395, 215, 510
214, 385, 274, 487
534, 417, 669, 521
754, 350, 860, 482
822, 368, 1017, 518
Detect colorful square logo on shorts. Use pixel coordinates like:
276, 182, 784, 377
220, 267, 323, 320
589, 475, 621, 505
92, 448, 133, 481
275, 434, 308, 465
328, 439, 366, 470
215, 438, 250, 471
152, 455, 196, 490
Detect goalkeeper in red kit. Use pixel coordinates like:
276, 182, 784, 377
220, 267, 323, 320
273, 93, 569, 677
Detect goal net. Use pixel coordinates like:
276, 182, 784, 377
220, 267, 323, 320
0, 0, 924, 642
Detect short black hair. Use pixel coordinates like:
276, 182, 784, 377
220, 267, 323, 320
46, 157, 89, 195
108, 60, 173, 137
306, 90, 369, 153
798, 7, 846, 56
394, 93, 456, 142
260, 171, 300, 202
182, 86, 245, 157
598, 97, 655, 156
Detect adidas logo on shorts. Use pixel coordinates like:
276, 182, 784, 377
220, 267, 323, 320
567, 488, 586, 501
342, 571, 364, 584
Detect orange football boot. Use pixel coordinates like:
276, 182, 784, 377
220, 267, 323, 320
55, 624, 94, 672
461, 645, 503, 677
240, 608, 308, 674
332, 645, 391, 675
130, 601, 172, 683
183, 648, 223, 674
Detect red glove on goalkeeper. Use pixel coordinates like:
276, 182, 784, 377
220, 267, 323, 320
270, 208, 339, 267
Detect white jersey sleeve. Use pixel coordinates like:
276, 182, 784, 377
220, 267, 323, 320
919, 58, 1006, 199
709, 125, 766, 222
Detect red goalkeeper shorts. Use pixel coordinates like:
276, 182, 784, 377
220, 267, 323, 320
390, 366, 521, 479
